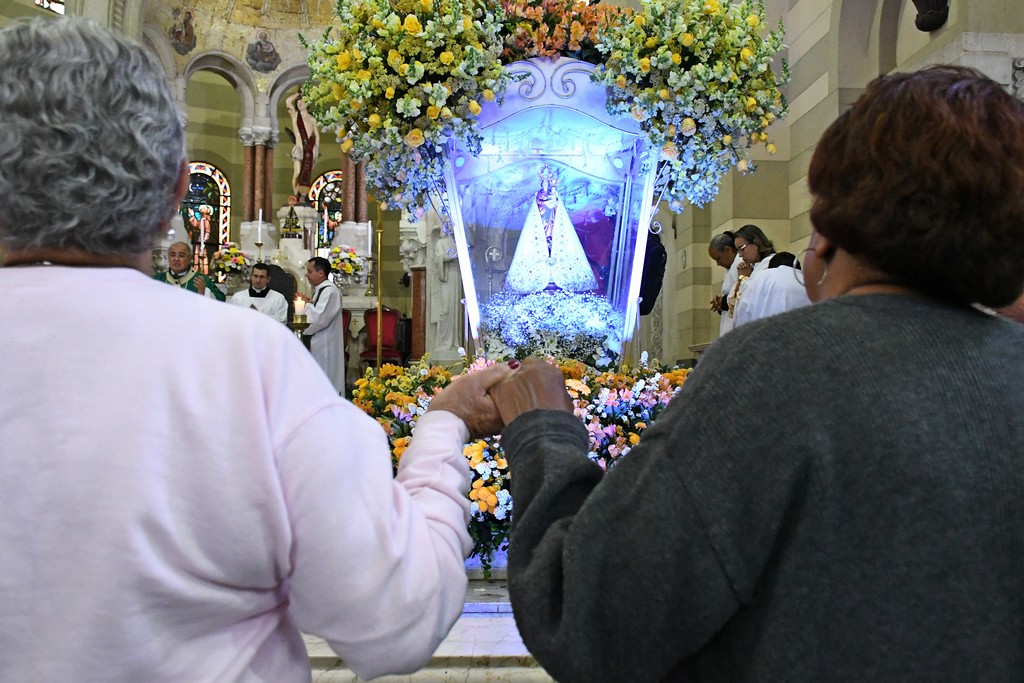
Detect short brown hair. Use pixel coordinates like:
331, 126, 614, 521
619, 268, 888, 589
808, 65, 1024, 307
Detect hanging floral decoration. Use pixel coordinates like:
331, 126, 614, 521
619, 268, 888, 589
301, 0, 515, 216
303, 0, 787, 215
593, 0, 789, 208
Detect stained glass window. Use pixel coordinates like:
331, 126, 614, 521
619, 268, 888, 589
180, 162, 231, 275
310, 170, 344, 248
34, 1, 65, 14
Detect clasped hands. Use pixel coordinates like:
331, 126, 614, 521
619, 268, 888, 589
426, 357, 572, 439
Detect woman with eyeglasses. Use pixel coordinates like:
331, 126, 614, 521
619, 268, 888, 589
482, 65, 1024, 682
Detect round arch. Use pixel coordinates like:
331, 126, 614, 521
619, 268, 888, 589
183, 50, 258, 123
266, 63, 312, 115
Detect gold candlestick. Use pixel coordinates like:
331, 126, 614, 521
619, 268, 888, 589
255, 240, 264, 262
363, 256, 375, 297
288, 314, 311, 349
375, 205, 384, 370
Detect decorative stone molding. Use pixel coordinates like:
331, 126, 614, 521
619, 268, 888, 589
398, 212, 433, 276
238, 125, 279, 147
1014, 58, 1024, 101
238, 127, 259, 146
648, 295, 664, 363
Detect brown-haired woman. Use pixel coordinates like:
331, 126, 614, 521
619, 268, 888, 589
485, 65, 1024, 682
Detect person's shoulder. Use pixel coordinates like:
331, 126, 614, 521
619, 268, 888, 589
152, 270, 168, 282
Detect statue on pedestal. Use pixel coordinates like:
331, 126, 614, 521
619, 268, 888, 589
427, 227, 462, 361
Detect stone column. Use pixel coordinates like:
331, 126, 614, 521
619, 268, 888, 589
342, 155, 357, 222
238, 128, 257, 222
356, 161, 368, 223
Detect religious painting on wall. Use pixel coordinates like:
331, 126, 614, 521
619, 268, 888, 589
168, 7, 196, 56
245, 30, 281, 72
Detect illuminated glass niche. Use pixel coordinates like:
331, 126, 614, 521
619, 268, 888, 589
443, 58, 658, 364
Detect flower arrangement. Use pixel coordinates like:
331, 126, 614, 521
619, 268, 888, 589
327, 245, 366, 277
593, 0, 789, 208
303, 0, 787, 214
499, 0, 629, 63
479, 289, 623, 367
352, 352, 690, 569
211, 242, 253, 274
301, 0, 515, 216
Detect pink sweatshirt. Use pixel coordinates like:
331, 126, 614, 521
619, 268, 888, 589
0, 266, 471, 682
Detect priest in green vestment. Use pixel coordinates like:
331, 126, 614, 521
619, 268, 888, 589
154, 241, 226, 301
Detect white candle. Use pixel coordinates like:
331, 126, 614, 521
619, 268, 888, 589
257, 209, 263, 243
294, 298, 306, 316
367, 220, 372, 255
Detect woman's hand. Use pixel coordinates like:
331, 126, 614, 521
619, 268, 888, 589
738, 261, 753, 278
427, 361, 518, 439
487, 357, 572, 426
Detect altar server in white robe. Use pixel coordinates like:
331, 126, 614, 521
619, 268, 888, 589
733, 259, 812, 327
229, 262, 288, 322
302, 256, 347, 394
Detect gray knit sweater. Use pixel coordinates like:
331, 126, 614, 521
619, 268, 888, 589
502, 294, 1024, 682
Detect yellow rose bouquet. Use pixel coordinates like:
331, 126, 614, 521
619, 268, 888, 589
593, 0, 789, 209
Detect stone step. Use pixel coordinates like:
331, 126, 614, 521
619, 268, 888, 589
306, 580, 553, 683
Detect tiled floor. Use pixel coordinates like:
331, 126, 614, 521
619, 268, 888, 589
305, 580, 555, 682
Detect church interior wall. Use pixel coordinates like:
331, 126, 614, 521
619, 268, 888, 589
185, 71, 245, 192
9, 0, 1024, 367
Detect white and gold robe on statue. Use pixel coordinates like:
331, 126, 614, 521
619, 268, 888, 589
505, 196, 598, 295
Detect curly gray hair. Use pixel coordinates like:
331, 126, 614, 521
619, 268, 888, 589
0, 18, 185, 254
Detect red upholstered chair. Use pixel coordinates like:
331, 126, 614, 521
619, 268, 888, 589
342, 309, 352, 366
360, 306, 404, 367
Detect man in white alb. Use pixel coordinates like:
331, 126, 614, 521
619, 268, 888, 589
299, 256, 346, 394
229, 262, 287, 322
708, 232, 742, 337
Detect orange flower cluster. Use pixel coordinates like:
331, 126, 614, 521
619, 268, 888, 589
470, 479, 501, 513
499, 0, 631, 62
